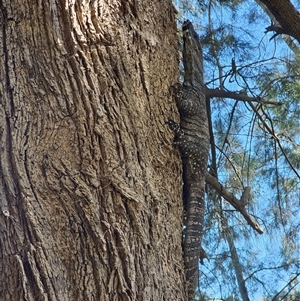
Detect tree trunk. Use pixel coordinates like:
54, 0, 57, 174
0, 1, 185, 300
224, 220, 250, 301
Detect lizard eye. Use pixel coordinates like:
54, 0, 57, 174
166, 119, 181, 133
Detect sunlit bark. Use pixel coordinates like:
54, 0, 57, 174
0, 1, 185, 300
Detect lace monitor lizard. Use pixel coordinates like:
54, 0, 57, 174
167, 20, 209, 300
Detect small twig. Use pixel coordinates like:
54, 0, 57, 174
270, 273, 300, 301
249, 103, 300, 180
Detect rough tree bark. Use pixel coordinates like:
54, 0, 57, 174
0, 1, 185, 300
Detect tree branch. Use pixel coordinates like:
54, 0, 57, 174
205, 173, 264, 234
205, 88, 283, 106
259, 0, 300, 43
265, 25, 288, 40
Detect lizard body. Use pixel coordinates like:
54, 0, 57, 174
168, 20, 209, 299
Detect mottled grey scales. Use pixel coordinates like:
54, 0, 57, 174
167, 20, 209, 300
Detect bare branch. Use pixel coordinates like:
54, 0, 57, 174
205, 173, 264, 234
265, 25, 287, 40
205, 88, 283, 106
260, 0, 300, 43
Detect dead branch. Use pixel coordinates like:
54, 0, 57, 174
205, 173, 264, 234
259, 0, 300, 43
205, 88, 282, 106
